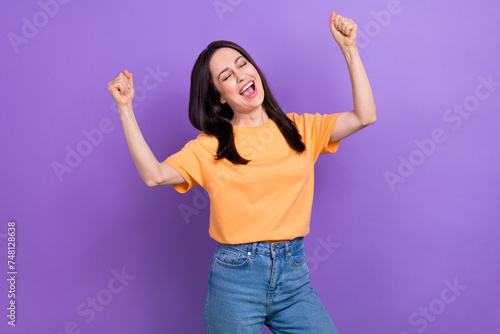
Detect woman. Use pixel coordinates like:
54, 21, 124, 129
108, 10, 375, 334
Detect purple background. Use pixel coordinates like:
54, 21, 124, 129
1, 0, 499, 333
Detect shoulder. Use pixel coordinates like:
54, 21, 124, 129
286, 112, 322, 120
286, 112, 301, 125
183, 132, 218, 155
287, 112, 339, 121
286, 112, 298, 121
286, 112, 323, 125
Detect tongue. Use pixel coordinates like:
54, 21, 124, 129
241, 85, 255, 97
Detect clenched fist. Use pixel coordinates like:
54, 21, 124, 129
330, 11, 358, 52
107, 69, 135, 108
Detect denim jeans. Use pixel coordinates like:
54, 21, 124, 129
204, 236, 339, 334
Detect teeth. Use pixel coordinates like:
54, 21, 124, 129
240, 81, 254, 94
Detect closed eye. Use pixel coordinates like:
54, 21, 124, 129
222, 62, 247, 81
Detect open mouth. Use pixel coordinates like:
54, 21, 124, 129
239, 81, 256, 97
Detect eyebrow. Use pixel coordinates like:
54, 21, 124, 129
217, 56, 244, 80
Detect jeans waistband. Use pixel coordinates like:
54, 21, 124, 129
217, 236, 304, 257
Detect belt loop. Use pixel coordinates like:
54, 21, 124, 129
285, 241, 290, 260
251, 242, 257, 258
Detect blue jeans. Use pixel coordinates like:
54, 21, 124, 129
204, 236, 339, 334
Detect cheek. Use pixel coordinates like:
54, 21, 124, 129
217, 82, 230, 97
252, 71, 263, 88
222, 82, 238, 96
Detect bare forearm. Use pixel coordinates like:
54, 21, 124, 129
343, 47, 377, 124
117, 104, 161, 186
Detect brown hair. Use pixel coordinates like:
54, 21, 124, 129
188, 40, 305, 164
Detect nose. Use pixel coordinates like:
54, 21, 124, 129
235, 68, 246, 82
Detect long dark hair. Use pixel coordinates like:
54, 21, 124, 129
188, 40, 306, 164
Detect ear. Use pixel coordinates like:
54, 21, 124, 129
220, 96, 226, 104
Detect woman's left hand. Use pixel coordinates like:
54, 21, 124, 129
329, 11, 358, 52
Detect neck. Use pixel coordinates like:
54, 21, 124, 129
231, 106, 268, 127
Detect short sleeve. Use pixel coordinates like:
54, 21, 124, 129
163, 140, 203, 193
291, 113, 340, 161
287, 112, 341, 161
316, 113, 341, 156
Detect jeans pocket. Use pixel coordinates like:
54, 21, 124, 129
289, 244, 307, 267
214, 245, 250, 268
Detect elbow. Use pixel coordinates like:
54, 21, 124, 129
144, 165, 164, 187
144, 177, 159, 188
145, 180, 157, 188
361, 111, 377, 126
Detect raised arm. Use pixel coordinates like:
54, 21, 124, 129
328, 11, 377, 143
107, 69, 185, 187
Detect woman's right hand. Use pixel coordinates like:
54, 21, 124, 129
107, 69, 135, 108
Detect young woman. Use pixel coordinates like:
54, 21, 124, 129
108, 10, 375, 334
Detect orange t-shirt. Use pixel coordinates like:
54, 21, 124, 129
163, 112, 341, 245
